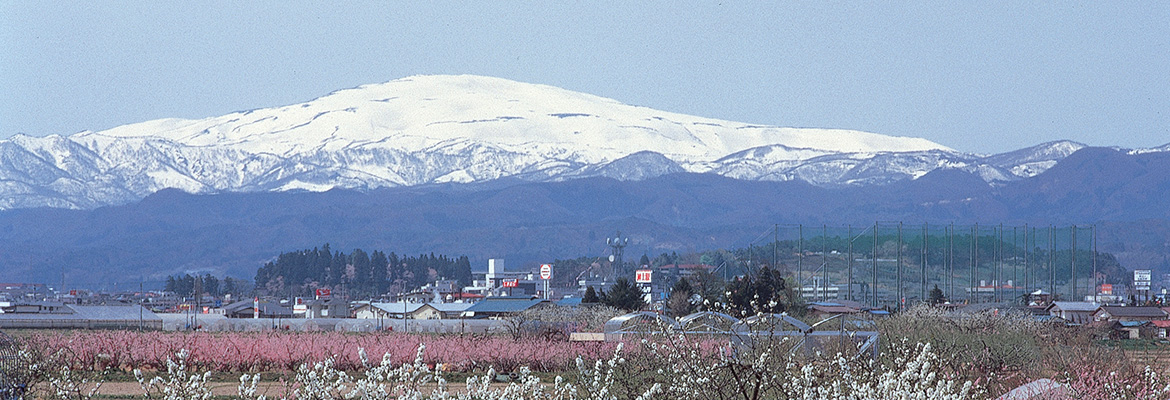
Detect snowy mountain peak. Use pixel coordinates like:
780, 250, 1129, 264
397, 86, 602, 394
82, 74, 951, 161
0, 75, 1081, 210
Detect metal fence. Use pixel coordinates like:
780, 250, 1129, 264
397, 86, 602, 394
736, 223, 1102, 309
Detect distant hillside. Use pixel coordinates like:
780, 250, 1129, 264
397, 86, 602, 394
0, 147, 1167, 287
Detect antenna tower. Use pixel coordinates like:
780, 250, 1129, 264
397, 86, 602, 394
607, 231, 629, 280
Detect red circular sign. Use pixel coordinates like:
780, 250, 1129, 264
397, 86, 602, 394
540, 264, 552, 280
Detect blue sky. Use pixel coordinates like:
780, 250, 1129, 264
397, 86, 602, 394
1, 2, 1166, 154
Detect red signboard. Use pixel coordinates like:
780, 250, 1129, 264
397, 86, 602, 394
315, 288, 331, 298
502, 279, 519, 288
540, 264, 553, 280
636, 269, 652, 284
1101, 284, 1113, 295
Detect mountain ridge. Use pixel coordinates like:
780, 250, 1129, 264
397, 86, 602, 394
6, 75, 1146, 211
2, 146, 1169, 286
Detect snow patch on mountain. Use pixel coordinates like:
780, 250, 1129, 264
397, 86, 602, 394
0, 75, 1127, 210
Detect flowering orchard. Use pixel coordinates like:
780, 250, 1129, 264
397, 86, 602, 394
23, 337, 985, 400
23, 331, 616, 373
16, 307, 1170, 399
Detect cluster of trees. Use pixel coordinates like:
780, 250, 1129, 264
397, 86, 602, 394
253, 244, 472, 297
582, 278, 645, 312
582, 265, 801, 318
164, 274, 249, 298
724, 265, 791, 316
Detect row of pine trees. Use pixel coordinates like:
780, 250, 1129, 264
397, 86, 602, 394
252, 244, 472, 298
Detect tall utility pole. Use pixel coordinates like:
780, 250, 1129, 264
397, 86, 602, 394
139, 278, 144, 332
822, 225, 828, 302
847, 225, 853, 301
773, 224, 778, 272
748, 243, 754, 275
971, 225, 978, 303
193, 277, 201, 331
1092, 225, 1097, 298
947, 224, 953, 300
1071, 225, 1077, 301
896, 222, 903, 309
1012, 227, 1018, 301
921, 223, 928, 305
872, 222, 878, 308
1024, 225, 1030, 299
797, 224, 803, 295
995, 225, 1002, 303
1053, 224, 1062, 297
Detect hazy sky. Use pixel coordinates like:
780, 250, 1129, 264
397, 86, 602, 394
2, 2, 1167, 154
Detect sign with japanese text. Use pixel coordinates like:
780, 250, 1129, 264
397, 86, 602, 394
636, 269, 652, 284
1132, 270, 1151, 283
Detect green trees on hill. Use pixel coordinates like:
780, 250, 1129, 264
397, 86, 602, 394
253, 244, 473, 298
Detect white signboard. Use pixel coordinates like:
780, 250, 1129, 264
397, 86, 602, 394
635, 269, 652, 284
540, 264, 553, 280
1135, 269, 1152, 283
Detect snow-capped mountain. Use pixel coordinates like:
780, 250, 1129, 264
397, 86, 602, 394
0, 75, 1133, 210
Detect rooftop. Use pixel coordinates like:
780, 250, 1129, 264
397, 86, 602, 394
1097, 306, 1167, 319
1047, 301, 1100, 312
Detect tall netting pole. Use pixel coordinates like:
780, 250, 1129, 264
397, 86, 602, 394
1049, 225, 1056, 298
1071, 225, 1078, 301
921, 223, 928, 305
948, 223, 954, 301
873, 222, 879, 308
897, 222, 903, 309
847, 225, 853, 301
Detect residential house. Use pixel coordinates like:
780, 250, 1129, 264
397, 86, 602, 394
355, 302, 474, 320
1093, 306, 1168, 323
1152, 320, 1170, 338
1112, 321, 1152, 340
1045, 302, 1099, 325
411, 303, 472, 319
306, 298, 349, 319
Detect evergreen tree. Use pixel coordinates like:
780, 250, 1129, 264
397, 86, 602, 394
201, 274, 219, 297
350, 249, 371, 295
370, 250, 389, 296
454, 256, 473, 287
929, 284, 947, 305
329, 251, 347, 287
179, 274, 196, 298
583, 286, 601, 304
602, 278, 645, 312
223, 277, 238, 297
638, 254, 651, 267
